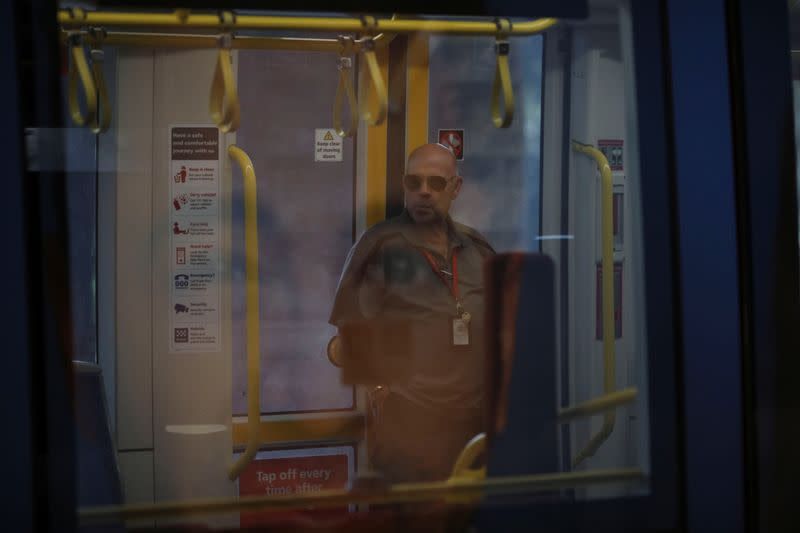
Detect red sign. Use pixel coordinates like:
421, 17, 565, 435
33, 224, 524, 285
596, 261, 623, 340
238, 449, 353, 528
438, 129, 464, 161
598, 139, 624, 171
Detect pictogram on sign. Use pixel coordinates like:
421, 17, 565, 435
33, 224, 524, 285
315, 128, 343, 162
438, 129, 464, 161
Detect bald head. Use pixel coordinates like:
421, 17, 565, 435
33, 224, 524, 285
404, 143, 463, 225
407, 143, 458, 177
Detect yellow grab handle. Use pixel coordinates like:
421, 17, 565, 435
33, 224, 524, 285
571, 140, 616, 467
227, 145, 261, 481
88, 30, 111, 134
491, 38, 514, 128
209, 37, 240, 133
449, 432, 487, 482
67, 34, 97, 128
333, 37, 358, 138
445, 432, 487, 504
359, 39, 387, 127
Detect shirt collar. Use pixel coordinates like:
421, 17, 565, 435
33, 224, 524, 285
398, 209, 465, 252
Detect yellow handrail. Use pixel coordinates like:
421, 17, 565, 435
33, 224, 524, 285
359, 38, 388, 127
60, 30, 394, 134
557, 388, 637, 423
88, 28, 111, 134
59, 12, 554, 133
449, 433, 487, 482
79, 468, 643, 524
77, 33, 347, 52
58, 9, 558, 36
209, 35, 240, 133
67, 29, 395, 53
446, 432, 487, 504
227, 145, 261, 481
571, 140, 616, 467
491, 24, 515, 128
333, 37, 358, 138
67, 33, 97, 128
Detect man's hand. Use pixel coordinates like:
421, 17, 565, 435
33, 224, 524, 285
326, 335, 343, 367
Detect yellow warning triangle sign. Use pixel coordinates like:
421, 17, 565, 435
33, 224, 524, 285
324, 131, 335, 141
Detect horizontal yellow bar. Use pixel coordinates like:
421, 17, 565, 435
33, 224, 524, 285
558, 388, 638, 423
79, 468, 643, 524
58, 10, 557, 36
64, 31, 395, 53
231, 413, 365, 446
103, 33, 341, 52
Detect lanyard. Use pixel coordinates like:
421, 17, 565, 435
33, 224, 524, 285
418, 248, 465, 317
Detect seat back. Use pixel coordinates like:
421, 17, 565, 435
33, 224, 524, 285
73, 361, 123, 507
484, 253, 559, 477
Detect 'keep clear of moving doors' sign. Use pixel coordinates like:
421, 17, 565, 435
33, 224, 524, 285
169, 125, 221, 352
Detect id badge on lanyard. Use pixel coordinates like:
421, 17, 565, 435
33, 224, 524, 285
419, 248, 471, 347
452, 316, 470, 346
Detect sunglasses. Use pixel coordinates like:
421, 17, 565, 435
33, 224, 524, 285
402, 174, 456, 192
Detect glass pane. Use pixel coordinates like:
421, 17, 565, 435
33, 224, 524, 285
63, 85, 98, 364
63, 0, 666, 528
231, 50, 355, 415
793, 18, 800, 247
429, 34, 543, 251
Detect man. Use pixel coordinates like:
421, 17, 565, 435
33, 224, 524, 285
329, 143, 494, 482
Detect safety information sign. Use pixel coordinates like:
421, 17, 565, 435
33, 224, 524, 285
598, 139, 624, 171
169, 125, 221, 352
438, 129, 464, 160
315, 128, 343, 162
237, 446, 355, 527
596, 261, 623, 340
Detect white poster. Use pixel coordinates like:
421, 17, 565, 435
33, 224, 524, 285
314, 128, 343, 162
169, 125, 221, 352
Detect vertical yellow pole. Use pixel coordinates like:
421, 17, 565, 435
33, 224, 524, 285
571, 142, 616, 466
227, 145, 261, 480
365, 45, 389, 227
405, 33, 429, 160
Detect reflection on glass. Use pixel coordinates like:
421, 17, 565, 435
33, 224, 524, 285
331, 143, 492, 482
63, 2, 656, 527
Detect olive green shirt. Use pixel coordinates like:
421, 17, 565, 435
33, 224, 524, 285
329, 210, 494, 411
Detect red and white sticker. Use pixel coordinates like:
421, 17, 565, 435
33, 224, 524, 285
596, 261, 623, 340
598, 139, 623, 171
438, 129, 464, 161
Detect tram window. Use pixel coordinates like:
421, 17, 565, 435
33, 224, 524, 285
428, 34, 543, 250
64, 0, 671, 527
231, 50, 355, 414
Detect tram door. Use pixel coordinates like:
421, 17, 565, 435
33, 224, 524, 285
112, 46, 363, 525
539, 15, 649, 497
